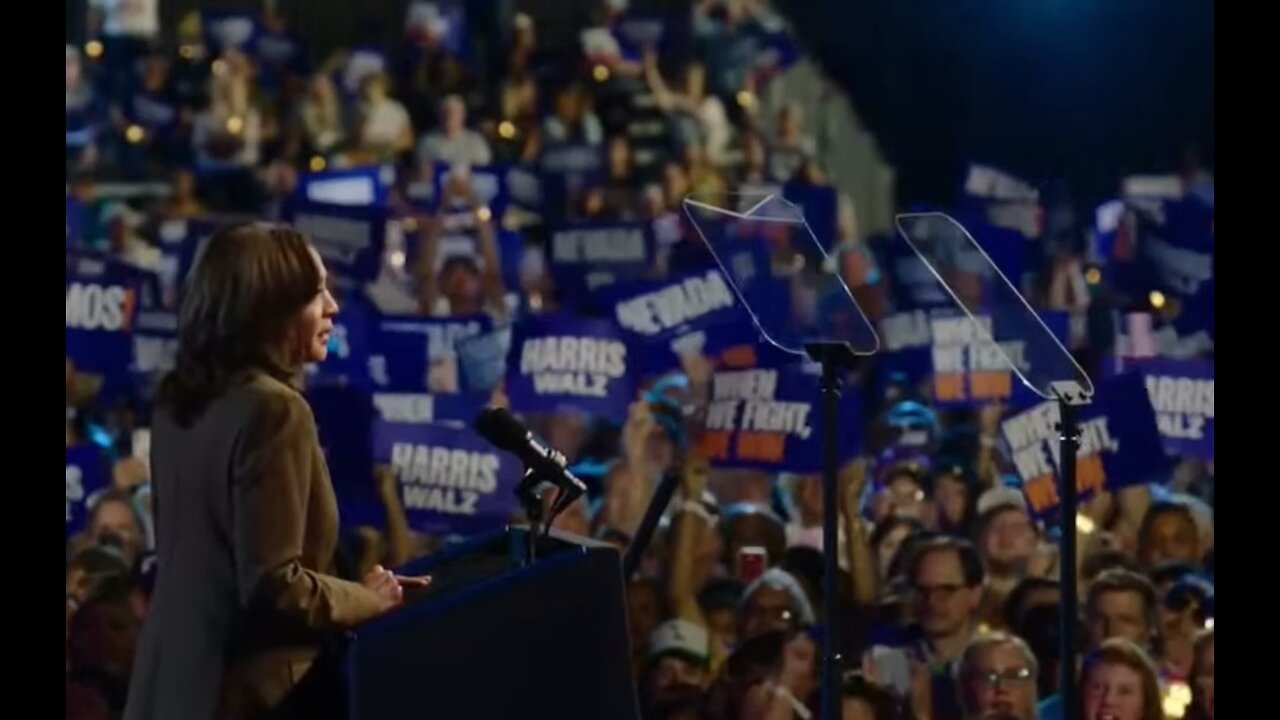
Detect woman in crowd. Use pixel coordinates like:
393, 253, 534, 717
1079, 639, 1164, 720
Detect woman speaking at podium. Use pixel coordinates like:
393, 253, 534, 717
124, 223, 426, 720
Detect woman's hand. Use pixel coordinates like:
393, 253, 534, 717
362, 564, 432, 612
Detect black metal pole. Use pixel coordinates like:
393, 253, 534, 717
622, 471, 680, 580
1057, 398, 1081, 719
819, 357, 842, 720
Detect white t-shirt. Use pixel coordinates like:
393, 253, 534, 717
361, 99, 411, 151
91, 0, 159, 39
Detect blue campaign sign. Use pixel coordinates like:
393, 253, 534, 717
595, 266, 741, 378
66, 253, 151, 401
1000, 371, 1168, 518
371, 420, 523, 535
696, 360, 862, 474
296, 165, 389, 207
286, 200, 388, 281
66, 445, 109, 538
371, 392, 482, 427
505, 313, 634, 420
548, 221, 655, 300
130, 309, 178, 401
306, 298, 375, 391
1130, 358, 1214, 459
928, 309, 1069, 409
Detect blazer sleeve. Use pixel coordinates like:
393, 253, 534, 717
231, 389, 385, 630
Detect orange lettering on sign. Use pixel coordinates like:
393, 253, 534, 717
1023, 474, 1058, 514
696, 431, 731, 460
735, 431, 786, 463
970, 371, 1013, 401
720, 345, 758, 369
934, 374, 965, 403
1077, 454, 1107, 495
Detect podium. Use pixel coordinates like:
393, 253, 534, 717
342, 527, 641, 720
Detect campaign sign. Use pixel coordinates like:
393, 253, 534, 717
597, 267, 740, 377
66, 254, 147, 401
505, 313, 633, 420
297, 166, 389, 207
130, 309, 178, 399
548, 221, 655, 299
372, 420, 522, 535
1000, 371, 1167, 518
286, 200, 387, 281
1133, 359, 1214, 459
373, 314, 492, 392
929, 310, 1068, 408
372, 392, 482, 428
67, 445, 109, 538
696, 362, 861, 473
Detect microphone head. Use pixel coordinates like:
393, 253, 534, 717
473, 407, 528, 453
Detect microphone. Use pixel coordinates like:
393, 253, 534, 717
473, 407, 586, 512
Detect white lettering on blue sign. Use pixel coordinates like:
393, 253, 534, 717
1145, 374, 1213, 439
389, 442, 499, 515
374, 394, 435, 424
520, 336, 627, 377
66, 283, 134, 331
1002, 403, 1117, 481
551, 227, 646, 264
881, 311, 931, 352
712, 369, 778, 401
615, 270, 734, 336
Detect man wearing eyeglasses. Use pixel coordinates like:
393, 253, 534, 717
955, 632, 1040, 720
908, 537, 986, 720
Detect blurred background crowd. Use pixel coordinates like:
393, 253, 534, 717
65, 1, 1213, 719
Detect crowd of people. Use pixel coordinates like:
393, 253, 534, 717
66, 2, 1214, 719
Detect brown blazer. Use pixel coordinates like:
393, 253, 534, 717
124, 372, 385, 720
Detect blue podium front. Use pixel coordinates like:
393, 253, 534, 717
343, 527, 640, 720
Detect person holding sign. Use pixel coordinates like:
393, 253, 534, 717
125, 223, 427, 720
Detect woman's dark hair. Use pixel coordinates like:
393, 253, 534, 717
158, 222, 320, 425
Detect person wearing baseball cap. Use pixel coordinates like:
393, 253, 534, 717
643, 619, 711, 720
974, 485, 1042, 630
